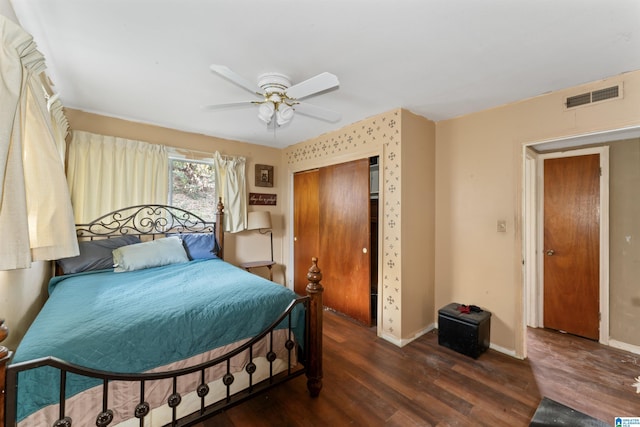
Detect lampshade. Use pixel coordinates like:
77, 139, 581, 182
247, 211, 272, 230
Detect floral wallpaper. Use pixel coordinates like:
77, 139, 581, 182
285, 109, 402, 340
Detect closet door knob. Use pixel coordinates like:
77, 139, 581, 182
362, 248, 368, 254
546, 249, 555, 256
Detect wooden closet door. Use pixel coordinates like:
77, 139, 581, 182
319, 159, 371, 325
293, 170, 320, 295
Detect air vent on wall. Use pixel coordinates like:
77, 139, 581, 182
565, 85, 621, 109
566, 92, 591, 108
592, 85, 619, 102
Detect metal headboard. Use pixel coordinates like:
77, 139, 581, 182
74, 198, 225, 259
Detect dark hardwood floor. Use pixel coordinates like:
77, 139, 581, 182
198, 310, 640, 426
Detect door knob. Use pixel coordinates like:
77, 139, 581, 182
546, 249, 555, 256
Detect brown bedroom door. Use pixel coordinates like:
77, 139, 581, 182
543, 154, 600, 340
294, 158, 371, 325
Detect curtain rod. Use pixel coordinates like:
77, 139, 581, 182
168, 147, 213, 157
168, 147, 236, 161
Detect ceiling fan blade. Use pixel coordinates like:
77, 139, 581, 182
286, 72, 339, 100
203, 100, 258, 110
294, 102, 341, 122
209, 64, 263, 95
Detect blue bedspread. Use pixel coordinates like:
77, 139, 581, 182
11, 259, 304, 422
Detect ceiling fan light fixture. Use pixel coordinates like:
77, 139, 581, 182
257, 102, 275, 124
276, 104, 294, 126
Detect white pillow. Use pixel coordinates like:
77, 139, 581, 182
112, 236, 189, 272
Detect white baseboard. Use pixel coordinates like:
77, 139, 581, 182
379, 332, 403, 347
432, 321, 520, 359
490, 343, 521, 359
381, 323, 521, 359
379, 323, 436, 348
609, 339, 640, 356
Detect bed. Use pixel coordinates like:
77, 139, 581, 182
1, 201, 324, 427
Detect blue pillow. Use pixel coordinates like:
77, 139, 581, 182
57, 235, 141, 274
174, 233, 219, 260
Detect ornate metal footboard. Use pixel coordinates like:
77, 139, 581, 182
4, 259, 324, 427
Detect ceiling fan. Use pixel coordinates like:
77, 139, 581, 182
205, 65, 341, 127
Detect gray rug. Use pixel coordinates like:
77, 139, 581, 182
529, 397, 609, 427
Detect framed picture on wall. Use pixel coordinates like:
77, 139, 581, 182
255, 164, 274, 187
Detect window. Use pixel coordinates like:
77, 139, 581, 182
168, 159, 216, 221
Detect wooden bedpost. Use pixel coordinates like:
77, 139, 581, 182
305, 257, 324, 397
215, 197, 225, 260
0, 319, 10, 427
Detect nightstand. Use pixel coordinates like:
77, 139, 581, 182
240, 260, 276, 281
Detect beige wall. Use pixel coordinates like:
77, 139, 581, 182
401, 112, 436, 338
436, 70, 640, 355
0, 262, 49, 350
609, 138, 640, 345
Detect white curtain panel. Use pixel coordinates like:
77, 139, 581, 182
0, 15, 79, 270
213, 151, 247, 233
67, 131, 169, 223
46, 91, 69, 162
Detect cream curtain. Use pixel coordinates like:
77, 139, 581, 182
213, 151, 246, 232
0, 15, 79, 270
67, 131, 169, 223
46, 91, 69, 162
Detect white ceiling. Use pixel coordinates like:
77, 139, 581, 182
7, 0, 640, 148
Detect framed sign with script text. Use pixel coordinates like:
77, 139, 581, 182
249, 193, 277, 206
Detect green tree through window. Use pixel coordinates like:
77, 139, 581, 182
169, 159, 216, 221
